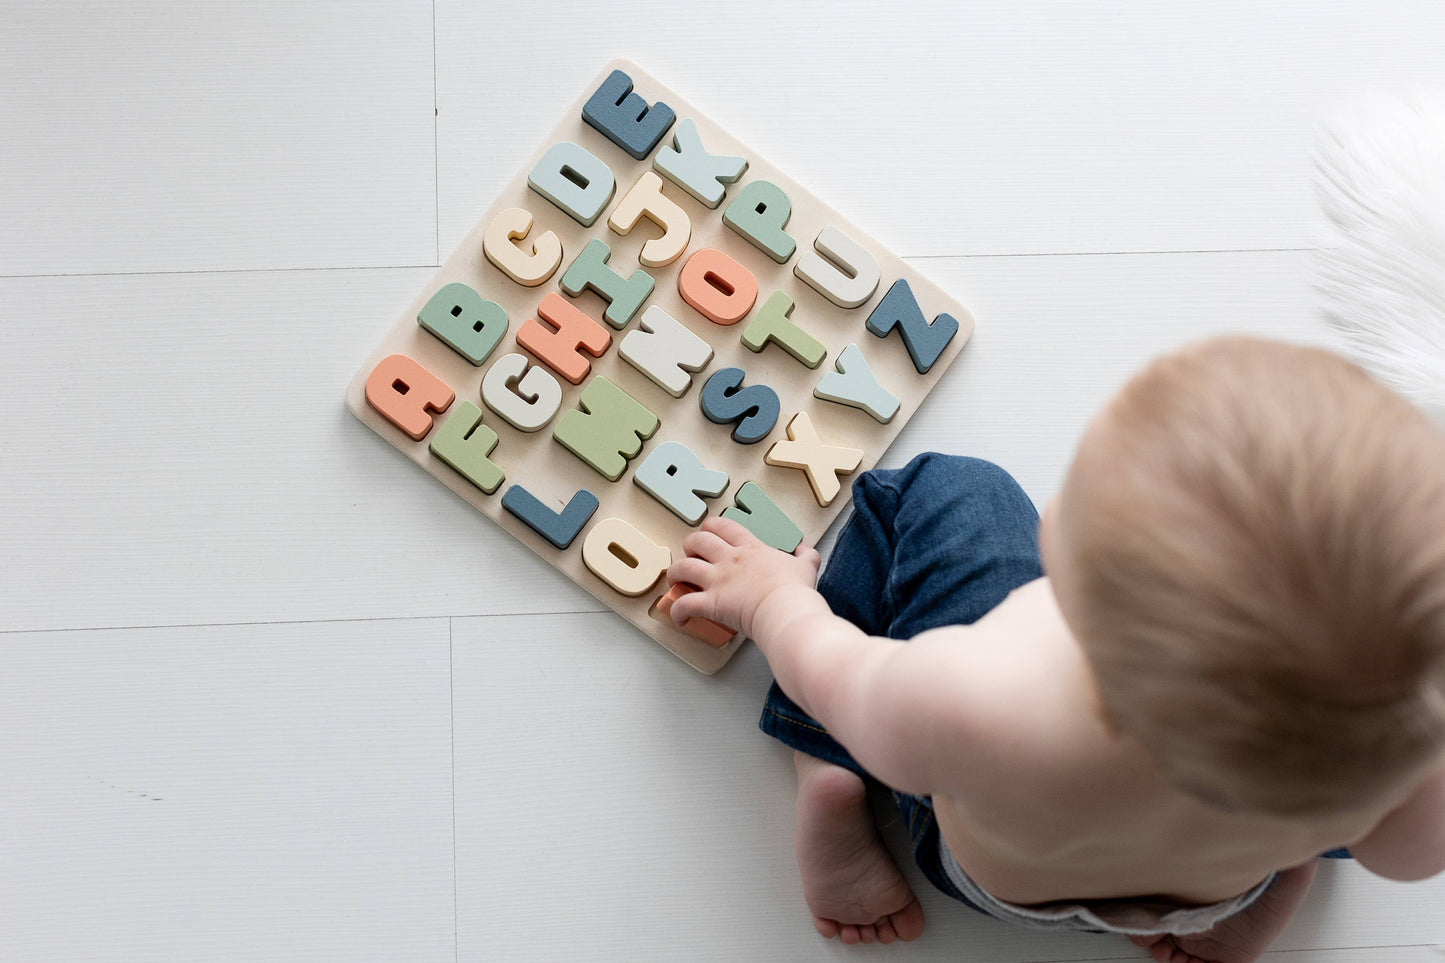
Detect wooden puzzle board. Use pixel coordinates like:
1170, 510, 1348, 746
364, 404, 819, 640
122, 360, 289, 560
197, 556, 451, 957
346, 60, 974, 674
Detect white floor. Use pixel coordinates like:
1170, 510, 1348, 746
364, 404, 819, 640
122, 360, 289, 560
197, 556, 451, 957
3, 2, 1444, 960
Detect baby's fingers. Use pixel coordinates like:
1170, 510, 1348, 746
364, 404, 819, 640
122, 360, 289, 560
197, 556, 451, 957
667, 556, 714, 590
681, 529, 732, 563
700, 515, 763, 548
666, 586, 712, 625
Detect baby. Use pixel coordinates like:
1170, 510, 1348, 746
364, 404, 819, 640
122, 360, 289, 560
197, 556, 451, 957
666, 336, 1445, 963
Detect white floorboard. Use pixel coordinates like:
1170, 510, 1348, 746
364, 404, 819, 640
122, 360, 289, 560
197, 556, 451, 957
0, 1, 436, 276
0, 618, 455, 963
435, 0, 1445, 259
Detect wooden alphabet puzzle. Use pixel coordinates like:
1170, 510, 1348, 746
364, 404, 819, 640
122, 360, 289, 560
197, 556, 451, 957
346, 61, 975, 673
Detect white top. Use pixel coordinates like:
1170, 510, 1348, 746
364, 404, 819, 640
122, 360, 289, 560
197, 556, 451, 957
940, 836, 1279, 936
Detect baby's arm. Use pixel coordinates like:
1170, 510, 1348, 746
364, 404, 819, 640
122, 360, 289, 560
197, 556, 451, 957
667, 517, 978, 795
1349, 761, 1445, 881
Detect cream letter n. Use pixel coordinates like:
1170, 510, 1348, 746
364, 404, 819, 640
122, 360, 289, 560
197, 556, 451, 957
618, 306, 714, 398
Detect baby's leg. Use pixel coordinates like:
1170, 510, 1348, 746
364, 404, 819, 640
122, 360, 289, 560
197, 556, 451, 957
764, 454, 1043, 728
792, 751, 925, 945
1129, 861, 1318, 963
759, 454, 1043, 940
820, 453, 1043, 639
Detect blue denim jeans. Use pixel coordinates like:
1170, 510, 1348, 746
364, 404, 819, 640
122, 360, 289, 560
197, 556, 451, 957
759, 452, 1046, 908
758, 452, 1352, 915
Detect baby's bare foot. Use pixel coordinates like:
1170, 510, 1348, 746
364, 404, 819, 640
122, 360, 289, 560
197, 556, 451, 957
1128, 860, 1318, 963
792, 752, 926, 945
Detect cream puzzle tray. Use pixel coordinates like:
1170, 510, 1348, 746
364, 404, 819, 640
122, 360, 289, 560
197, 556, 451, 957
347, 60, 974, 673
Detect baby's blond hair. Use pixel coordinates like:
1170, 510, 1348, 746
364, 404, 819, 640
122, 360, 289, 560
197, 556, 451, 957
1057, 336, 1445, 817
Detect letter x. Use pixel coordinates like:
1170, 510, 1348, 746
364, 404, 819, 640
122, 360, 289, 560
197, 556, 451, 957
764, 412, 863, 507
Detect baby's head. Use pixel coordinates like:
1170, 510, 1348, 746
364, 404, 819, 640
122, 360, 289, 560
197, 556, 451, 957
1043, 336, 1445, 818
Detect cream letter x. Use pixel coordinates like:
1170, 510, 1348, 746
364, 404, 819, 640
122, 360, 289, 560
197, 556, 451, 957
764, 412, 863, 507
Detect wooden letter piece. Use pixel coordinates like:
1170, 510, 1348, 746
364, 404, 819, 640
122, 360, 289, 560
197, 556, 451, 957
677, 247, 757, 325
653, 118, 747, 210
527, 141, 616, 227
633, 441, 729, 525
618, 305, 714, 398
553, 376, 661, 482
482, 207, 563, 287
581, 68, 676, 161
428, 401, 505, 495
721, 481, 803, 553
794, 225, 881, 309
417, 282, 508, 366
865, 278, 960, 375
515, 293, 612, 386
559, 238, 655, 330
722, 179, 796, 264
813, 343, 901, 424
607, 171, 691, 268
654, 583, 735, 647
741, 290, 827, 369
501, 485, 599, 550
699, 367, 780, 445
764, 411, 863, 507
364, 353, 454, 441
480, 352, 563, 432
582, 517, 672, 596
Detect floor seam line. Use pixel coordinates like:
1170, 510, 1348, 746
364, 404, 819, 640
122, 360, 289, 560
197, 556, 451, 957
0, 609, 611, 636
901, 246, 1319, 260
432, 0, 441, 267
449, 615, 458, 963
0, 248, 1326, 281
0, 264, 439, 281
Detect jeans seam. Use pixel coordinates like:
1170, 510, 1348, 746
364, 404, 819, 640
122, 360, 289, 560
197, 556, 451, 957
911, 804, 933, 845
761, 706, 831, 736
869, 474, 906, 632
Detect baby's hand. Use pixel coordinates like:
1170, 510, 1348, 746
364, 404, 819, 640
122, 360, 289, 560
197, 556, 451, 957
666, 517, 821, 638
